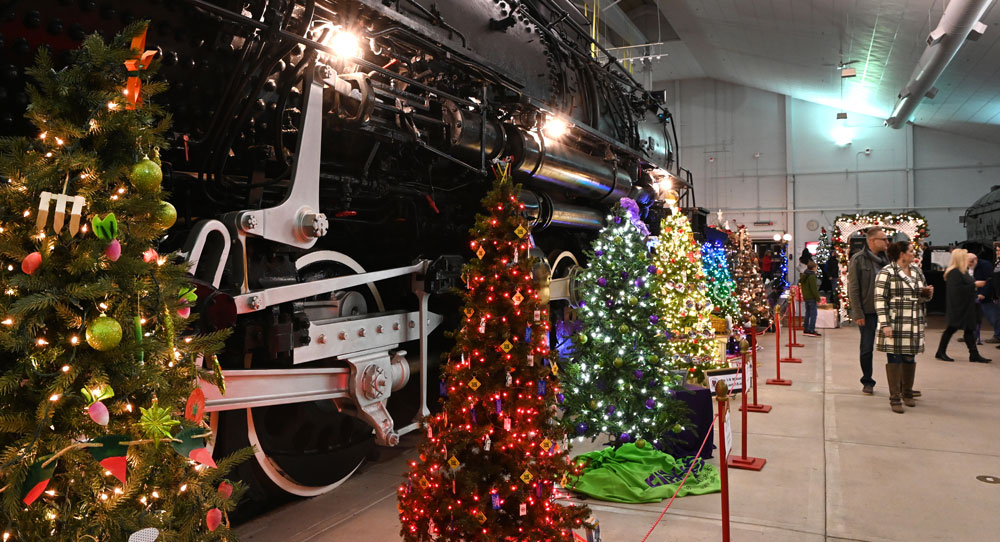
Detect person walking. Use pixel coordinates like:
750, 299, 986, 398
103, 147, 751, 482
800, 260, 821, 336
935, 249, 991, 363
875, 241, 933, 413
971, 251, 995, 344
848, 227, 890, 395
761, 250, 773, 280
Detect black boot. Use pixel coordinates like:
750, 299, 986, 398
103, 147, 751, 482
968, 343, 992, 363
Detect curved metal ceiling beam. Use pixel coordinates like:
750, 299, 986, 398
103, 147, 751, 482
886, 0, 995, 128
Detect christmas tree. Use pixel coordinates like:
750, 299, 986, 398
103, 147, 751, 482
728, 227, 770, 324
701, 239, 740, 319
0, 26, 250, 540
560, 199, 689, 449
650, 201, 719, 378
814, 228, 831, 279
398, 165, 590, 541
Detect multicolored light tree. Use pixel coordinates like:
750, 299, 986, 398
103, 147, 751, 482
560, 199, 689, 449
398, 166, 589, 541
650, 206, 719, 378
701, 240, 740, 319
0, 25, 248, 540
728, 227, 770, 324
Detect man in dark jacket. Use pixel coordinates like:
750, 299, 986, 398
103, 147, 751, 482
847, 228, 889, 395
973, 250, 1000, 344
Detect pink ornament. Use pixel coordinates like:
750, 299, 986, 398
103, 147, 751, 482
143, 249, 159, 263
176, 307, 191, 319
88, 401, 110, 426
22, 251, 42, 274
217, 481, 233, 499
105, 239, 122, 262
206, 508, 223, 532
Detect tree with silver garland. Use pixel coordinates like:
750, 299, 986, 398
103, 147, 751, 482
728, 227, 770, 325
814, 228, 831, 279
560, 199, 689, 449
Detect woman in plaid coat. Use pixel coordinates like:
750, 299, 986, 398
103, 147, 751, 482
875, 241, 934, 413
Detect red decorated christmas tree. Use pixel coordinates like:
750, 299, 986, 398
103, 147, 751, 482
397, 166, 590, 541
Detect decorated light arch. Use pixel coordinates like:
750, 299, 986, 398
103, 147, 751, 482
834, 211, 929, 319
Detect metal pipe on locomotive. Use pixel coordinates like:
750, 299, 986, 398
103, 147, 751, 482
5, 0, 689, 498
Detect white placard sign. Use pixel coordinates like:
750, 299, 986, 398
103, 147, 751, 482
706, 365, 751, 395
724, 410, 733, 458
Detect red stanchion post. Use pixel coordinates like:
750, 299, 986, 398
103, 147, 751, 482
791, 286, 804, 347
715, 381, 731, 542
728, 345, 766, 471
767, 308, 793, 386
781, 293, 802, 363
742, 324, 772, 412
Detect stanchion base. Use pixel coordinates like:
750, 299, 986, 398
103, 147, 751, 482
742, 403, 772, 413
780, 357, 802, 363
766, 378, 792, 386
727, 456, 766, 471
790, 342, 805, 347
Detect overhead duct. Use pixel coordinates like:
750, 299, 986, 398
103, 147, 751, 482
886, 0, 995, 129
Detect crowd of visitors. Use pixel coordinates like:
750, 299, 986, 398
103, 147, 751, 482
846, 227, 994, 413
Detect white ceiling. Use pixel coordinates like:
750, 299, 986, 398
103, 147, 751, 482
588, 0, 1000, 142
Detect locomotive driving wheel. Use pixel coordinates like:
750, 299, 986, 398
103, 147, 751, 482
215, 251, 388, 503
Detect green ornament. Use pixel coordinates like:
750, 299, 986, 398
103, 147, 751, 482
613, 357, 624, 368
86, 314, 122, 351
618, 324, 629, 333
635, 438, 647, 449
671, 423, 683, 434
154, 201, 177, 229
589, 400, 598, 409
628, 295, 639, 306
130, 156, 162, 193
648, 354, 659, 364
576, 333, 588, 344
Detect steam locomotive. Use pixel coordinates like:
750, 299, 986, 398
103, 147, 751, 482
1, 0, 687, 502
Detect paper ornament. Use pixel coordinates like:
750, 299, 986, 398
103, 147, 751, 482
185, 388, 206, 422
36, 191, 86, 237
172, 427, 216, 468
128, 528, 160, 542
206, 508, 223, 532
21, 251, 42, 275
88, 435, 129, 484
21, 457, 57, 506
217, 481, 234, 499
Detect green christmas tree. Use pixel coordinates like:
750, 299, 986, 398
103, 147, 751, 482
650, 206, 719, 378
701, 239, 740, 319
728, 226, 770, 325
560, 199, 689, 449
0, 26, 250, 540
814, 228, 831, 279
398, 166, 590, 541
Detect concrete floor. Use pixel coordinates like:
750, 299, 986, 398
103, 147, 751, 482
236, 318, 1000, 541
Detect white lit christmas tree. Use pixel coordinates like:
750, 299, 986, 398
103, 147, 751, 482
728, 227, 770, 325
561, 199, 689, 449
814, 228, 831, 279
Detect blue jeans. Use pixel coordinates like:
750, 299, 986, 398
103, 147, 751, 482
858, 313, 877, 387
886, 353, 915, 364
981, 301, 1000, 339
804, 300, 818, 333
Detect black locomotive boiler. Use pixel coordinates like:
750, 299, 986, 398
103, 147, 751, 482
0, 0, 689, 501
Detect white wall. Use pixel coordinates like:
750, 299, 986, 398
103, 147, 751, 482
662, 77, 1000, 279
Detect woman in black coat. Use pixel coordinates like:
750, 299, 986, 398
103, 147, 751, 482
935, 249, 991, 362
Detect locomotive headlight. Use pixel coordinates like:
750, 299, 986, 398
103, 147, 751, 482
316, 24, 362, 60
541, 116, 570, 139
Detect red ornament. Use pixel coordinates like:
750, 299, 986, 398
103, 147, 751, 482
22, 251, 42, 274
206, 508, 223, 531
142, 248, 159, 263
185, 388, 206, 422
217, 481, 234, 499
